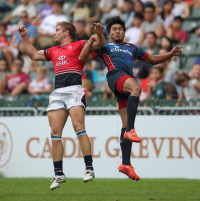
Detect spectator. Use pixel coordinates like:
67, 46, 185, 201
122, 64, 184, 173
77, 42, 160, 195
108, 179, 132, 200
175, 72, 200, 101
139, 3, 164, 44
3, 0, 37, 24
0, 59, 8, 72
140, 0, 154, 4
189, 58, 200, 81
146, 66, 177, 101
0, 23, 9, 50
3, 11, 37, 71
74, 20, 90, 41
38, 0, 69, 48
32, 0, 54, 25
30, 0, 45, 4
28, 66, 52, 95
125, 13, 143, 45
121, 0, 135, 29
145, 32, 159, 55
69, 0, 100, 35
1, 57, 30, 95
102, 81, 115, 100
167, 16, 188, 43
134, 1, 144, 16
161, 36, 172, 52
99, 0, 124, 25
172, 0, 190, 19
157, 0, 174, 29
193, 0, 200, 8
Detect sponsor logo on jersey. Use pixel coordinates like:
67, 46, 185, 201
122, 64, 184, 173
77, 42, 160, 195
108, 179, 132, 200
111, 48, 132, 56
56, 59, 70, 67
58, 55, 66, 61
68, 45, 72, 50
125, 43, 130, 48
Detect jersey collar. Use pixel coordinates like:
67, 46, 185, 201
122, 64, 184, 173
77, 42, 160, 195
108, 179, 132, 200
60, 41, 75, 47
111, 41, 124, 44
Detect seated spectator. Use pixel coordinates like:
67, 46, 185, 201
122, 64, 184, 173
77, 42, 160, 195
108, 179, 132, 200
146, 66, 177, 101
69, 0, 100, 35
134, 1, 144, 16
38, 0, 69, 48
161, 36, 172, 52
30, 0, 45, 4
167, 16, 188, 43
3, 0, 37, 24
32, 0, 53, 25
189, 58, 200, 81
139, 3, 164, 45
121, 0, 135, 29
102, 81, 115, 100
125, 13, 143, 45
99, 0, 124, 25
172, 0, 190, 19
0, 59, 9, 72
157, 0, 174, 29
74, 20, 90, 41
28, 66, 52, 95
0, 23, 9, 50
145, 32, 159, 55
3, 11, 37, 70
1, 57, 30, 95
175, 72, 200, 101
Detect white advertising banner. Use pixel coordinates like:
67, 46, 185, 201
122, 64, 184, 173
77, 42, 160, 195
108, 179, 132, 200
0, 116, 199, 179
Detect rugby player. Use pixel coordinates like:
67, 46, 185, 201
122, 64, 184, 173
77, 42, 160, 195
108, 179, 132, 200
79, 16, 182, 181
17, 22, 105, 190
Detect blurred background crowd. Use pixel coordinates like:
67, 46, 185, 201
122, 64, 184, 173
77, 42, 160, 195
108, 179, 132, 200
0, 0, 200, 106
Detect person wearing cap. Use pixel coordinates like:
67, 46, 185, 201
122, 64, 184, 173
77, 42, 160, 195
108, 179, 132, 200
38, 0, 69, 48
74, 20, 90, 41
121, 0, 135, 29
189, 58, 200, 82
166, 16, 188, 43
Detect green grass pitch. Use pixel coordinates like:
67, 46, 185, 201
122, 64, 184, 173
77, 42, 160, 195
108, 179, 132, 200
0, 178, 199, 201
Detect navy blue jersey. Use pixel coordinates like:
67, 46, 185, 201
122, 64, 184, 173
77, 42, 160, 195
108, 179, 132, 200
95, 41, 148, 76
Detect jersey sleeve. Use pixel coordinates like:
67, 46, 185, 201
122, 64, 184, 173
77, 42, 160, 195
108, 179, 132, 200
44, 47, 53, 61
134, 46, 149, 61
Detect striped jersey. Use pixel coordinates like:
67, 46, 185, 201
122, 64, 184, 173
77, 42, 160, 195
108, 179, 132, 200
44, 40, 96, 89
95, 41, 148, 76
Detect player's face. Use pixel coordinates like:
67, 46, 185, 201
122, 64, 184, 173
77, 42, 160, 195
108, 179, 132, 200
109, 24, 125, 43
54, 26, 66, 43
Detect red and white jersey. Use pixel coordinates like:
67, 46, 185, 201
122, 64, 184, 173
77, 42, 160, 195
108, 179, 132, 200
44, 40, 96, 89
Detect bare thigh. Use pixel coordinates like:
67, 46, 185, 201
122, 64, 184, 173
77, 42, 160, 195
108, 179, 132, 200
48, 109, 69, 136
68, 106, 85, 133
123, 78, 141, 97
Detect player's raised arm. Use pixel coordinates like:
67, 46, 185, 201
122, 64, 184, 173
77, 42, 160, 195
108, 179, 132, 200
90, 23, 105, 50
79, 36, 96, 62
17, 25, 47, 61
144, 45, 183, 65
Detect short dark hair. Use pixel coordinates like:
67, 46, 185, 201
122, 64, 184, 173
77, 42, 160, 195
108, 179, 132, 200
54, 0, 64, 7
147, 31, 157, 39
152, 66, 164, 74
20, 11, 28, 16
106, 16, 126, 34
134, 13, 143, 20
174, 16, 183, 22
145, 3, 155, 12
0, 23, 7, 30
15, 57, 24, 65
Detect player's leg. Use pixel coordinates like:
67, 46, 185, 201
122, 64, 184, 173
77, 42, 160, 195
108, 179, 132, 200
117, 96, 140, 180
69, 106, 95, 182
47, 91, 69, 190
116, 76, 141, 143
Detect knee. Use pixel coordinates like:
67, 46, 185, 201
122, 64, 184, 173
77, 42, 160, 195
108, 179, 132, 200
73, 124, 85, 133
131, 84, 141, 97
50, 128, 59, 136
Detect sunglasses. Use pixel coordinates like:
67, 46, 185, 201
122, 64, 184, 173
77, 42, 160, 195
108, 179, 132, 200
14, 62, 23, 66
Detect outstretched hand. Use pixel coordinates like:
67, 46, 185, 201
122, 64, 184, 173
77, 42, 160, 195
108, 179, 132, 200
17, 25, 28, 37
171, 45, 183, 56
91, 23, 104, 35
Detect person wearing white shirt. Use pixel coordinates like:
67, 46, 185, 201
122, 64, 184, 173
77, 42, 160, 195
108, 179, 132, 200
125, 13, 143, 45
37, 0, 69, 48
3, 0, 37, 24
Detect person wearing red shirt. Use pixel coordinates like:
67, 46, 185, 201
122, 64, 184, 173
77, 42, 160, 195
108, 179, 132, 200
17, 20, 105, 190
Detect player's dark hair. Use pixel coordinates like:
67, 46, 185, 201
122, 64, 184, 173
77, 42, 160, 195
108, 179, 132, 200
147, 31, 157, 39
134, 13, 143, 20
106, 16, 126, 34
144, 3, 155, 12
57, 21, 76, 40
174, 16, 183, 22
152, 66, 164, 74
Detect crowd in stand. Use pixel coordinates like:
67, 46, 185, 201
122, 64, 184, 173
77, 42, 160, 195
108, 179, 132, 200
0, 0, 200, 104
